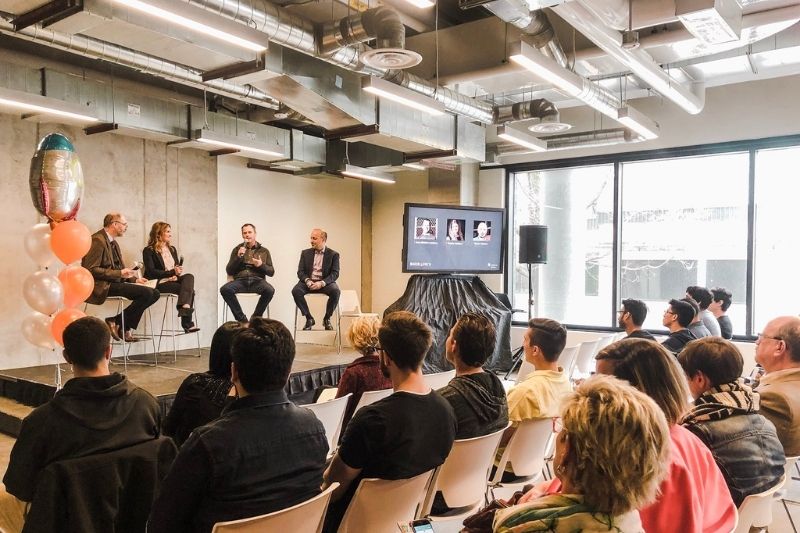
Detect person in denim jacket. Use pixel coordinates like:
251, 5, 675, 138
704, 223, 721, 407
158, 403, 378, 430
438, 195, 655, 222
678, 337, 785, 506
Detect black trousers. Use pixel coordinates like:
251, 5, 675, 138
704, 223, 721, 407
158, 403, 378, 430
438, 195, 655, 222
157, 274, 195, 308
291, 282, 340, 320
220, 277, 275, 322
107, 282, 160, 330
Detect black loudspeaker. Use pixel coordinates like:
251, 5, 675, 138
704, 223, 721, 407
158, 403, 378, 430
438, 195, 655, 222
519, 225, 548, 264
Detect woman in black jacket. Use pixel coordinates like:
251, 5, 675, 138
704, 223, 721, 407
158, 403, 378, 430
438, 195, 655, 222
142, 221, 199, 333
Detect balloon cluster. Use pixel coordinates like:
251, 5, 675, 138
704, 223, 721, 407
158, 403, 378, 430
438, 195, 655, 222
22, 133, 93, 349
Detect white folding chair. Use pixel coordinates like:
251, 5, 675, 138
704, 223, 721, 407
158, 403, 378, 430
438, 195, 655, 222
778, 456, 799, 532
420, 424, 509, 521
570, 339, 599, 381
733, 474, 786, 533
515, 360, 536, 384
423, 370, 456, 390
593, 334, 616, 354
338, 470, 435, 533
293, 293, 342, 353
490, 418, 553, 500
211, 482, 338, 533
303, 393, 351, 456
557, 345, 579, 378
351, 388, 393, 416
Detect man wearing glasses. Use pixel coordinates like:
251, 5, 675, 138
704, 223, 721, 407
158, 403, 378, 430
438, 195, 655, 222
661, 299, 696, 355
618, 299, 655, 341
83, 213, 160, 342
755, 316, 800, 456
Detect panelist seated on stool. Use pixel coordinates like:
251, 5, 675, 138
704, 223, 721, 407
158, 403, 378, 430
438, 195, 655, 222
82, 212, 160, 343
220, 223, 275, 323
292, 228, 340, 331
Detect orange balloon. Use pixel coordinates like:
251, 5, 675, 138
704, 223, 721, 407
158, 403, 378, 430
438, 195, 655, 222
50, 220, 91, 265
58, 266, 95, 308
50, 308, 86, 346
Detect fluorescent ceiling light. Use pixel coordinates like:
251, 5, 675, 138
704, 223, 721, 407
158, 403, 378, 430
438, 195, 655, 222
497, 125, 547, 152
362, 77, 446, 116
115, 0, 267, 52
194, 129, 285, 158
404, 0, 435, 7
0, 89, 98, 123
402, 162, 427, 171
616, 106, 660, 140
341, 164, 396, 184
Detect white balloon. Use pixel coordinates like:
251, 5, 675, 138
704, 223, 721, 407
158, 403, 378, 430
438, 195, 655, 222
24, 223, 55, 267
22, 271, 63, 315
21, 312, 57, 349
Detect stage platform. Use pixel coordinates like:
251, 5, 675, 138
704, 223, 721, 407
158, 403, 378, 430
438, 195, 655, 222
0, 344, 360, 438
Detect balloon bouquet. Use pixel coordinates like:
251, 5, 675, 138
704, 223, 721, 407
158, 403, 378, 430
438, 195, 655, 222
21, 133, 93, 381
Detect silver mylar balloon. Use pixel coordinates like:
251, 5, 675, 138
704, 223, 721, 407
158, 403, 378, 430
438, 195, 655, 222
29, 133, 84, 223
21, 312, 56, 349
22, 270, 63, 316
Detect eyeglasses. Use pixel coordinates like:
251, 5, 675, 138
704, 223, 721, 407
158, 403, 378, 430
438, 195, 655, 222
551, 417, 563, 434
113, 221, 128, 227
663, 310, 676, 315
757, 333, 783, 342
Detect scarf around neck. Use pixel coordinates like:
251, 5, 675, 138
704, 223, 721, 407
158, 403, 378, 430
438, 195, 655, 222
681, 378, 759, 426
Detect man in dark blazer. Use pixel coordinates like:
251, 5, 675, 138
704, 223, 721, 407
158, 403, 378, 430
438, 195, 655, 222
82, 213, 160, 342
292, 229, 340, 330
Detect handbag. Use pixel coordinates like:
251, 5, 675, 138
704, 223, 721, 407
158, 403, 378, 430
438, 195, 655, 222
461, 488, 530, 533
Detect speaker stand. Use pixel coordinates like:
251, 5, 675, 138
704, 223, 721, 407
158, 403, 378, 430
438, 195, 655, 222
504, 263, 536, 381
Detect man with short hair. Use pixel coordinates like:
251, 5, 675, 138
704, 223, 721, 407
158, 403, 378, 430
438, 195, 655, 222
684, 297, 712, 339
322, 311, 456, 531
148, 318, 328, 533
661, 299, 697, 355
219, 223, 275, 322
438, 313, 508, 439
474, 221, 491, 241
292, 228, 340, 331
686, 286, 721, 337
710, 287, 734, 339
754, 315, 800, 455
619, 298, 655, 341
3, 317, 160, 503
83, 213, 160, 342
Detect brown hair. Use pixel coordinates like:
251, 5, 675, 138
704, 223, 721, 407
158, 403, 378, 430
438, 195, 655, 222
147, 221, 171, 252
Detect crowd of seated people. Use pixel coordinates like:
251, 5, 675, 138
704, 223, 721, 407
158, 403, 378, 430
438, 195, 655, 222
2, 304, 798, 533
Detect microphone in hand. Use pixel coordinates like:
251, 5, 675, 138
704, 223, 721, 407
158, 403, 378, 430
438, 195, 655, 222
178, 255, 184, 266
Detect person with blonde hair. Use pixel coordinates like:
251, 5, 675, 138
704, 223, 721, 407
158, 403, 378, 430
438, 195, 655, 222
142, 221, 199, 333
595, 338, 736, 533
494, 375, 669, 532
335, 315, 391, 430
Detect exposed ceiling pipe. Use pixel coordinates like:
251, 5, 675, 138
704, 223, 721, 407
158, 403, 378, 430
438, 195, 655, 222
492, 98, 558, 123
320, 7, 404, 56
0, 16, 280, 110
553, 1, 706, 114
492, 127, 635, 157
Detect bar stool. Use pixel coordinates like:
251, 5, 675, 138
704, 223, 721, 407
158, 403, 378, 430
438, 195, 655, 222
221, 294, 269, 323
293, 293, 342, 353
83, 296, 157, 373
147, 293, 201, 364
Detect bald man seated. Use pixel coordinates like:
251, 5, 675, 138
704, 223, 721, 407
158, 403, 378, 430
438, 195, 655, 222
291, 229, 340, 331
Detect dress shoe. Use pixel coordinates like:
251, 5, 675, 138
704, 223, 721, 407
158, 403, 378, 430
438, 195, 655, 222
105, 318, 121, 341
303, 317, 315, 330
123, 330, 141, 343
323, 318, 333, 331
183, 324, 201, 334
177, 307, 194, 318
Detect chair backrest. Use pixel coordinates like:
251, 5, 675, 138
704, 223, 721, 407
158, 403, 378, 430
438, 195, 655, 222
594, 334, 616, 354
352, 388, 393, 415
572, 340, 599, 378
732, 474, 786, 533
422, 424, 509, 514
515, 360, 536, 384
303, 394, 352, 453
337, 470, 435, 533
557, 345, 579, 377
492, 418, 553, 482
211, 482, 338, 533
423, 370, 456, 390
339, 290, 362, 316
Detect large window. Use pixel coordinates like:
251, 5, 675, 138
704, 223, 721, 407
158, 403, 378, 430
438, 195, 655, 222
507, 136, 800, 337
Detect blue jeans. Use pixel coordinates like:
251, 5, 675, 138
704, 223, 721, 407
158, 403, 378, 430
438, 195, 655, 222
220, 277, 274, 322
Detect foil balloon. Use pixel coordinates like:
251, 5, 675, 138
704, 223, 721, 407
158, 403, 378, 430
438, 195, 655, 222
29, 133, 84, 223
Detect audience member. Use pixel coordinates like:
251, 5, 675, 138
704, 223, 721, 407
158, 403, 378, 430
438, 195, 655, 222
219, 223, 275, 323
148, 318, 328, 533
335, 315, 392, 431
292, 228, 341, 331
322, 311, 456, 532
661, 299, 697, 354
3, 317, 160, 504
618, 298, 655, 340
163, 321, 244, 447
686, 285, 722, 336
754, 315, 800, 456
496, 375, 669, 532
710, 287, 734, 339
438, 313, 508, 439
499, 318, 570, 472
684, 297, 711, 339
595, 338, 736, 533
678, 337, 785, 506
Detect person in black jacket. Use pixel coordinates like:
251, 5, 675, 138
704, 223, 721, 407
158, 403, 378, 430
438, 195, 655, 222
292, 228, 340, 331
143, 221, 198, 333
220, 223, 275, 323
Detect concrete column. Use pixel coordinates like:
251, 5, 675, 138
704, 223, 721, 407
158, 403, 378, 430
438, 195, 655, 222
460, 163, 479, 206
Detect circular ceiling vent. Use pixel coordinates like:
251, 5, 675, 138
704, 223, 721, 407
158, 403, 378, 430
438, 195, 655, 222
529, 121, 572, 134
361, 48, 422, 70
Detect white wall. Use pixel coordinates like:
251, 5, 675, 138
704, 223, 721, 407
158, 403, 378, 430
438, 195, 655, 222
216, 158, 362, 329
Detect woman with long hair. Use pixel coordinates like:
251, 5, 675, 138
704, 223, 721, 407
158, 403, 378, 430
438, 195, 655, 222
142, 221, 198, 333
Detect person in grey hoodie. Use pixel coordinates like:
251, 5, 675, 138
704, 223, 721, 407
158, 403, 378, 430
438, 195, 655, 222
438, 313, 509, 440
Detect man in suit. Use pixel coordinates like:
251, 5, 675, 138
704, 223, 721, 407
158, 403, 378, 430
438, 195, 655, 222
82, 213, 160, 342
291, 228, 340, 331
755, 315, 800, 455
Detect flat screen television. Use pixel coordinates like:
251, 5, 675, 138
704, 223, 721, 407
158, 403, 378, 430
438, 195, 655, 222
402, 203, 505, 274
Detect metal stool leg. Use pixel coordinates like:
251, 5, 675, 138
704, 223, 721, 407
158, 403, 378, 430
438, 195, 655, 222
336, 304, 342, 354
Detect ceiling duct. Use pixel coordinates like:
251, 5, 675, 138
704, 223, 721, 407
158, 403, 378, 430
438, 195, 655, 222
492, 98, 571, 133
482, 3, 568, 66
489, 127, 637, 161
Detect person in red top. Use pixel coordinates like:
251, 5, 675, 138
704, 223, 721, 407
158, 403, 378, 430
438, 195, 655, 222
335, 315, 392, 431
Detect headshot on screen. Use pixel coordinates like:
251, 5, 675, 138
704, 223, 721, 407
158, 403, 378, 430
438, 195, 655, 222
473, 221, 491, 241
415, 217, 436, 239
446, 218, 465, 241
